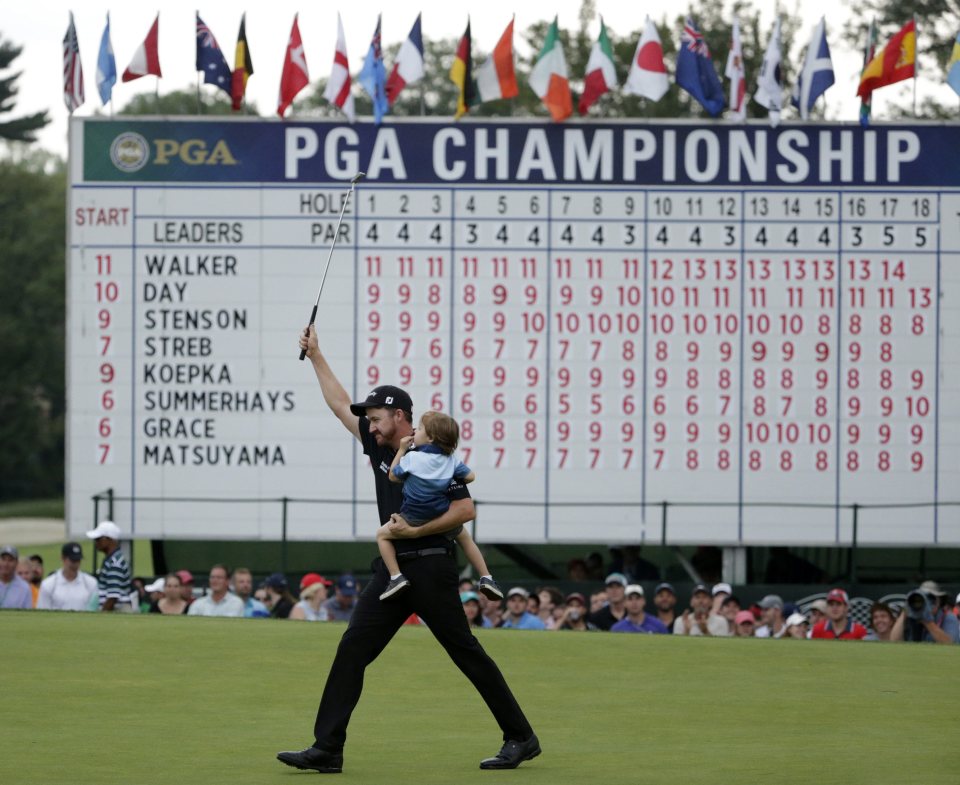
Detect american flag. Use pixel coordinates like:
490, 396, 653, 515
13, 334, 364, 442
681, 18, 710, 58
63, 12, 85, 112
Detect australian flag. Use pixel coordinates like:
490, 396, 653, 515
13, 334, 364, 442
196, 13, 231, 96
675, 17, 725, 117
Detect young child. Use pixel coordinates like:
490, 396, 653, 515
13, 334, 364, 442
377, 410, 502, 603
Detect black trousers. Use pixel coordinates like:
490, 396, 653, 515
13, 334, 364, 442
312, 552, 533, 751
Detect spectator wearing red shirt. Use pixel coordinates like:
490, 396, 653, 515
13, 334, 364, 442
811, 588, 867, 640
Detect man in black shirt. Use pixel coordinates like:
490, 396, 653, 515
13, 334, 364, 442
277, 326, 539, 773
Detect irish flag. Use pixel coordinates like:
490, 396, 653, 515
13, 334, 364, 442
529, 17, 571, 121
475, 17, 519, 103
578, 17, 616, 115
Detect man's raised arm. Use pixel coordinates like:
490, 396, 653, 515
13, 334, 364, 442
299, 325, 360, 441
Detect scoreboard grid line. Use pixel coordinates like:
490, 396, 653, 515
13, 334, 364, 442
834, 188, 844, 544
737, 190, 746, 541
934, 193, 942, 543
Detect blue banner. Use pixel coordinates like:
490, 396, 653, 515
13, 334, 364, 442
82, 118, 960, 187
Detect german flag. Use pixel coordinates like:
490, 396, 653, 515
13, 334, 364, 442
232, 13, 254, 111
450, 19, 475, 119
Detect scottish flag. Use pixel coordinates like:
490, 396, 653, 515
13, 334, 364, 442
675, 18, 725, 117
96, 13, 116, 105
792, 18, 835, 119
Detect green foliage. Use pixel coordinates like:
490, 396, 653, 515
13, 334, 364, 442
117, 88, 259, 116
843, 0, 959, 116
0, 34, 50, 142
0, 154, 66, 500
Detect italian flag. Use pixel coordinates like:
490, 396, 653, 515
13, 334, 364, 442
529, 17, 571, 121
475, 17, 519, 103
579, 17, 616, 115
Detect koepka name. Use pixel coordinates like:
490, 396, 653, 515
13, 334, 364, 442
142, 363, 231, 384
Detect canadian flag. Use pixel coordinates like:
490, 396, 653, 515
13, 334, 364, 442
323, 13, 355, 121
278, 14, 309, 117
122, 14, 162, 82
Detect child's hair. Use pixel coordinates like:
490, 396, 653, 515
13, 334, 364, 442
419, 411, 459, 454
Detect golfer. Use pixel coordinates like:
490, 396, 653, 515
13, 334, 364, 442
277, 325, 540, 774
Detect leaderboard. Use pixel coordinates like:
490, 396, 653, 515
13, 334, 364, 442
66, 119, 960, 546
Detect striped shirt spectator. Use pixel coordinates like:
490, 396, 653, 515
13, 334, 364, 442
97, 547, 132, 609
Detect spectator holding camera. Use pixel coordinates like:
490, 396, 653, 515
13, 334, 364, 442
811, 588, 867, 640
891, 581, 959, 644
555, 593, 596, 631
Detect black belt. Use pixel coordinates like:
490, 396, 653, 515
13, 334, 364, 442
396, 547, 451, 562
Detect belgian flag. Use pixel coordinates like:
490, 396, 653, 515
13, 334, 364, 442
450, 19, 475, 119
232, 13, 254, 111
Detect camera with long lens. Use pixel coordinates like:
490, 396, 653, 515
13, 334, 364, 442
905, 589, 933, 622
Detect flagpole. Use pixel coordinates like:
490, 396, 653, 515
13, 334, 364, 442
912, 14, 918, 117
196, 74, 201, 114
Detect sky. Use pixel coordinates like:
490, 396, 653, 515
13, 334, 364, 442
4, 0, 952, 158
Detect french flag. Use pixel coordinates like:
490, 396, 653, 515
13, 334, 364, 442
385, 13, 424, 106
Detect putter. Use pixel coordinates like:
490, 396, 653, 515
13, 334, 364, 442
299, 172, 366, 360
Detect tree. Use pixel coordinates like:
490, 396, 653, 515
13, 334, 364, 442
842, 0, 959, 117
117, 89, 258, 116
0, 34, 49, 142
0, 152, 66, 500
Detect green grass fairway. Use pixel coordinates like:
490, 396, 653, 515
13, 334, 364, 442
3, 614, 958, 785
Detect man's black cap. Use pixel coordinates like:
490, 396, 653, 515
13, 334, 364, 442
349, 385, 413, 417
62, 542, 83, 561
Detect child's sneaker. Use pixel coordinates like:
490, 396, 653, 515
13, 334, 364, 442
478, 576, 504, 601
380, 575, 411, 601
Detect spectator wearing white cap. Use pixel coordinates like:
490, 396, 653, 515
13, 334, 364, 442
674, 583, 730, 636
85, 521, 133, 612
611, 585, 669, 634
807, 599, 829, 631
499, 588, 546, 630
711, 582, 732, 614
783, 612, 809, 639
588, 573, 629, 631
754, 595, 788, 639
36, 542, 98, 611
0, 545, 33, 610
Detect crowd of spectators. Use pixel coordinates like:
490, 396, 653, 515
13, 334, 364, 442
2, 531, 958, 645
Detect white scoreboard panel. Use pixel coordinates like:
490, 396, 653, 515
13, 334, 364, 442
66, 118, 960, 546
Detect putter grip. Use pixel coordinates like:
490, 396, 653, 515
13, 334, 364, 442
299, 305, 319, 361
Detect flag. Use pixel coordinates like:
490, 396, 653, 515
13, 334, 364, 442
754, 17, 783, 125
196, 13, 231, 97
96, 13, 116, 105
358, 15, 388, 124
859, 20, 878, 126
385, 13, 424, 106
122, 14, 162, 82
323, 13, 355, 121
475, 17, 519, 103
857, 19, 916, 97
624, 16, 669, 102
278, 14, 309, 117
725, 17, 747, 120
450, 19, 475, 118
529, 17, 572, 122
791, 17, 834, 119
948, 31, 960, 96
579, 17, 617, 114
63, 12, 84, 112
675, 17, 724, 117
231, 13, 254, 111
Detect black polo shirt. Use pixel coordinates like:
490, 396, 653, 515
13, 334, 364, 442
359, 416, 470, 555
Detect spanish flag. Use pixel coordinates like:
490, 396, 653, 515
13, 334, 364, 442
450, 19, 475, 119
232, 13, 254, 111
856, 19, 915, 97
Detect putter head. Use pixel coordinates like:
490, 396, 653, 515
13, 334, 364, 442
351, 172, 366, 185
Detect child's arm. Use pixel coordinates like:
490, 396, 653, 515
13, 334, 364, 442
453, 459, 475, 485
388, 435, 415, 484
455, 528, 491, 577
